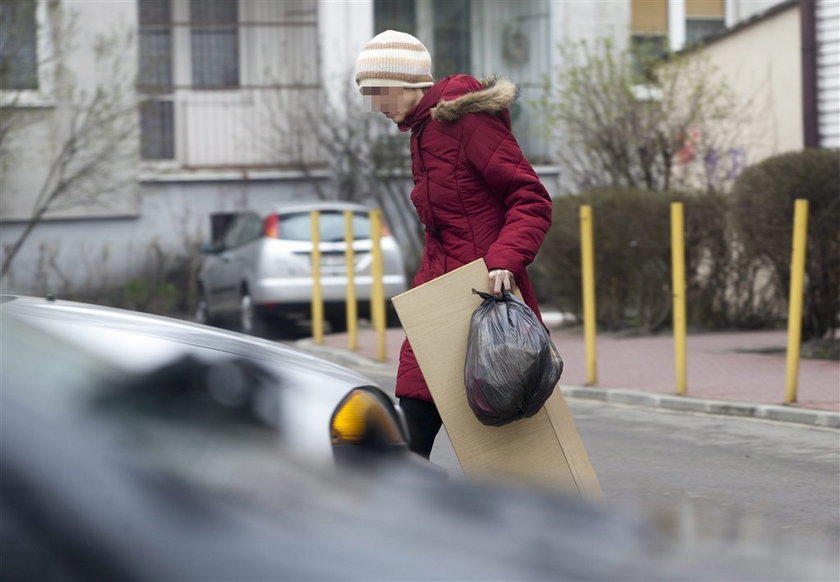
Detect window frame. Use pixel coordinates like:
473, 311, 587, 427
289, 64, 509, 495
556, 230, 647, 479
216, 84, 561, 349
0, 0, 56, 108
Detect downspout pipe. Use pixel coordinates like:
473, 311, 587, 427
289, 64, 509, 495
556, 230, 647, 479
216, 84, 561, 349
800, 0, 819, 148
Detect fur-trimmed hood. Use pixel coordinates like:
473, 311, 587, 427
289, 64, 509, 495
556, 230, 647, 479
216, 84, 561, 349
431, 76, 517, 123
399, 75, 517, 131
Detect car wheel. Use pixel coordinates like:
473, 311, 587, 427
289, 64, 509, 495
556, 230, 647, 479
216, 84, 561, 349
328, 311, 348, 334
386, 304, 401, 328
195, 286, 211, 325
240, 289, 267, 337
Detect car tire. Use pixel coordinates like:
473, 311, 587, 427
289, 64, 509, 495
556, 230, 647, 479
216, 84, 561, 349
328, 311, 348, 334
240, 289, 268, 337
195, 286, 212, 325
386, 304, 401, 328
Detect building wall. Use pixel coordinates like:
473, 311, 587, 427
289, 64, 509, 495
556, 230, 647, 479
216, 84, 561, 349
0, 0, 139, 222
1, 0, 330, 296
8, 0, 745, 296
697, 2, 803, 165
0, 173, 325, 296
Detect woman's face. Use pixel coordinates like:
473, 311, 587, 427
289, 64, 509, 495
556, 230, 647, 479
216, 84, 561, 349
362, 87, 423, 124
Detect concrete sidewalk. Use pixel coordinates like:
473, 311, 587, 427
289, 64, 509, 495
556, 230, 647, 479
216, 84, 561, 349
295, 324, 840, 429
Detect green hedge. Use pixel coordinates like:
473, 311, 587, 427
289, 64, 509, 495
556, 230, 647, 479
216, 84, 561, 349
533, 150, 840, 339
533, 188, 721, 332
731, 149, 840, 340
530, 188, 780, 333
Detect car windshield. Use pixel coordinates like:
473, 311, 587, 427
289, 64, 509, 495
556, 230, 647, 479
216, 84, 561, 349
278, 211, 371, 242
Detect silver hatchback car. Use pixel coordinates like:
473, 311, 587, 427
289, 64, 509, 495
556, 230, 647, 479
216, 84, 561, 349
196, 202, 407, 334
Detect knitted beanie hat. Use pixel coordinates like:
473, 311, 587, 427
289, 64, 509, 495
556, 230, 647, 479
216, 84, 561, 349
355, 30, 434, 91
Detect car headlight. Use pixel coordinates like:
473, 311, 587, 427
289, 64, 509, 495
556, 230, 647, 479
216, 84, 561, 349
330, 388, 406, 449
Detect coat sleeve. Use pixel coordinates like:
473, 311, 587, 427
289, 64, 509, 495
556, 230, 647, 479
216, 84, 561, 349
461, 113, 552, 275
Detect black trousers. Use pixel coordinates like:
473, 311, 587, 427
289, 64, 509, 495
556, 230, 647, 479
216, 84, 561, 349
398, 397, 442, 459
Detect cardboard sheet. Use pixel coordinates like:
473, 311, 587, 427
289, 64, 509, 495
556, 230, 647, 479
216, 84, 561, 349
392, 259, 602, 499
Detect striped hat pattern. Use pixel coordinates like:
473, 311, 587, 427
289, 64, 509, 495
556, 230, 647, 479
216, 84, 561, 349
355, 30, 434, 91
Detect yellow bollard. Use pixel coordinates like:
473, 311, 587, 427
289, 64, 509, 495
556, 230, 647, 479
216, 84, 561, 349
310, 210, 324, 345
344, 210, 358, 350
370, 209, 386, 362
784, 199, 809, 404
671, 202, 688, 395
580, 205, 598, 385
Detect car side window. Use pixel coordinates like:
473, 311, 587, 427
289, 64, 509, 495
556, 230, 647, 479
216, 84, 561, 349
238, 215, 263, 246
222, 213, 261, 249
222, 215, 246, 249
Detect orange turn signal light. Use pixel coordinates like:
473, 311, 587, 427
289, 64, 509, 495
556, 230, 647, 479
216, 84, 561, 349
330, 389, 404, 445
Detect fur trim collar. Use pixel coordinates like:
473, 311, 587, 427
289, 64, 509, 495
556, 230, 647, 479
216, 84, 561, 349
431, 77, 517, 123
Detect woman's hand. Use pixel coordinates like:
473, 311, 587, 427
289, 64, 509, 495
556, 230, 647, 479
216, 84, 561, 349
488, 269, 516, 298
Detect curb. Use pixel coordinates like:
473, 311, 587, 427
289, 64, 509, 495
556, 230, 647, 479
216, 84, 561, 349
561, 386, 840, 429
293, 339, 399, 376
294, 339, 840, 430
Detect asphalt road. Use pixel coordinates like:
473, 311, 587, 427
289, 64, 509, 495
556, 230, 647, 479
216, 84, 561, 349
366, 371, 840, 564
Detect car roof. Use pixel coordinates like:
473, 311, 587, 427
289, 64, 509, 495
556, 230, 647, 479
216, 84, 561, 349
271, 201, 373, 215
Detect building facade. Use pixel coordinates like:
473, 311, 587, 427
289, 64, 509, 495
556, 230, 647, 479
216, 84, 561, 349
0, 0, 827, 299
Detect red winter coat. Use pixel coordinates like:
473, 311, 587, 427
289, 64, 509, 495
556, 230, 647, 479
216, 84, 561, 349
395, 75, 553, 402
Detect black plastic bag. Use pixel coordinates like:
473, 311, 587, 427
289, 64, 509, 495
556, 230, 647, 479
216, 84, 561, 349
464, 289, 563, 426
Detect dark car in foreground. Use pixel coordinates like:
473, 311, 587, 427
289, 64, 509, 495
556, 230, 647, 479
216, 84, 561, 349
2, 297, 833, 581
0, 295, 414, 467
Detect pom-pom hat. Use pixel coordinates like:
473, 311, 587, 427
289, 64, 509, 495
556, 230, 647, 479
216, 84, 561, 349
355, 30, 434, 92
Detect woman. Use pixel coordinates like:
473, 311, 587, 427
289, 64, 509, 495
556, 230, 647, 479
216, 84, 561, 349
355, 30, 553, 458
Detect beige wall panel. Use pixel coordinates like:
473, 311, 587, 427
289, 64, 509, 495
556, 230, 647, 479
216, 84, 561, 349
699, 4, 802, 162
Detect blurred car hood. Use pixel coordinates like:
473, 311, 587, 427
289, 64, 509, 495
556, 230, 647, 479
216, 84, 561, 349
0, 295, 386, 458
1, 295, 374, 389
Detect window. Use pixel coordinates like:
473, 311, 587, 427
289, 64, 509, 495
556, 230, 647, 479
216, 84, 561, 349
630, 34, 668, 82
432, 0, 470, 79
139, 0, 174, 160
630, 0, 726, 51
190, 0, 239, 88
686, 18, 726, 45
631, 0, 667, 36
630, 0, 668, 82
140, 100, 175, 160
373, 0, 472, 79
138, 0, 173, 91
685, 0, 725, 45
278, 211, 371, 242
0, 0, 39, 90
374, 0, 416, 36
